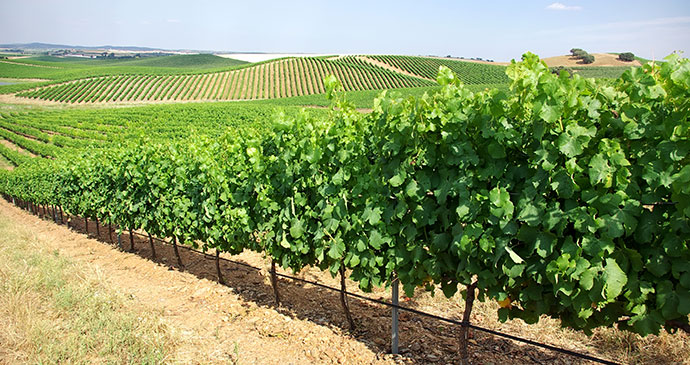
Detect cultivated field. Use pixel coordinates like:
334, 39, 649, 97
0, 53, 634, 105
16, 57, 433, 103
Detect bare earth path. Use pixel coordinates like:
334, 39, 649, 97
0, 199, 394, 364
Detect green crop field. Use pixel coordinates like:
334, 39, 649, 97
17, 57, 435, 103
0, 102, 316, 161
567, 66, 632, 79
0, 54, 248, 81
363, 55, 511, 84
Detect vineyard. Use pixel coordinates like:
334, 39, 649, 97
0, 103, 310, 163
0, 52, 688, 365
362, 55, 511, 84
4, 54, 637, 106
16, 57, 435, 103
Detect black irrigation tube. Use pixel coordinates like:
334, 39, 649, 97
128, 230, 620, 365
5, 197, 619, 365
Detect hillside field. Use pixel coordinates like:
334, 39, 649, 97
1, 53, 640, 104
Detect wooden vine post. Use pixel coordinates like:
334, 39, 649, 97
84, 216, 88, 236
215, 249, 224, 285
391, 276, 400, 354
339, 263, 355, 331
172, 236, 183, 268
95, 217, 100, 237
460, 282, 477, 365
129, 228, 134, 251
270, 259, 280, 305
148, 233, 156, 259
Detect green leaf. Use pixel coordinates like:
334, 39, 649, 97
504, 246, 524, 264
328, 241, 345, 259
280, 233, 291, 248
539, 103, 561, 124
349, 254, 361, 267
487, 141, 506, 159
603, 258, 627, 300
405, 180, 420, 198
589, 154, 614, 187
678, 291, 690, 315
441, 281, 458, 298
518, 203, 541, 226
290, 218, 305, 239
580, 267, 598, 290
389, 174, 404, 187
557, 125, 593, 157
550, 170, 574, 198
369, 230, 385, 250
324, 75, 341, 100
362, 206, 382, 225
456, 203, 470, 219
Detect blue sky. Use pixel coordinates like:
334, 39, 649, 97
1, 0, 688, 61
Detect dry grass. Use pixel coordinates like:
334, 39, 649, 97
541, 53, 642, 67
0, 217, 176, 364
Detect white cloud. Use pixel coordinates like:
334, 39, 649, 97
167, 19, 180, 23
546, 2, 582, 11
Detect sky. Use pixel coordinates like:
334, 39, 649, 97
1, 0, 689, 61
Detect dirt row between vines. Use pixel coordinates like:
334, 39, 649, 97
1, 199, 688, 364
0, 137, 36, 157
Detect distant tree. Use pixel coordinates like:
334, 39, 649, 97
572, 49, 588, 59
618, 52, 635, 62
581, 54, 595, 64
570, 48, 584, 56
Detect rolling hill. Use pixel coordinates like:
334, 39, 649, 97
16, 56, 438, 103
4, 52, 645, 104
